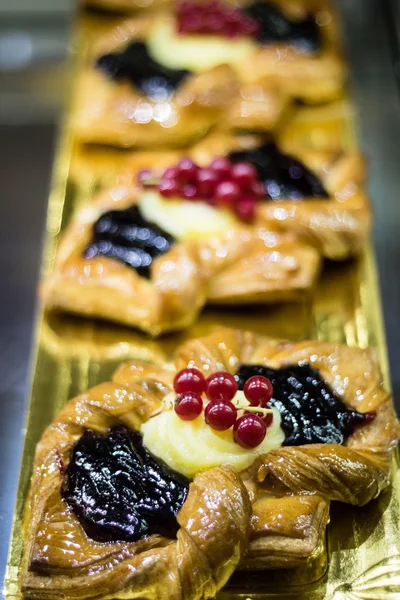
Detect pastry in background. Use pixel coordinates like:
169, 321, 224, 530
74, 0, 346, 147
42, 172, 320, 335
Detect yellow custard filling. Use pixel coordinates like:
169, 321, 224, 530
141, 391, 284, 478
139, 190, 236, 240
147, 18, 257, 72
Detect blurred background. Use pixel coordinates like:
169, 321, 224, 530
0, 0, 400, 589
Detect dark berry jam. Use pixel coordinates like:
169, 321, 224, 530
84, 205, 175, 279
236, 364, 375, 446
62, 428, 189, 543
96, 41, 191, 99
229, 142, 328, 201
243, 2, 322, 53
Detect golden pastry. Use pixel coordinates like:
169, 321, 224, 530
277, 99, 355, 154
75, 0, 346, 147
42, 155, 321, 335
21, 328, 399, 597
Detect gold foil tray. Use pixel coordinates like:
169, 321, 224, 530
4, 13, 400, 600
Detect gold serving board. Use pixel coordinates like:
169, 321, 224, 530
4, 12, 400, 600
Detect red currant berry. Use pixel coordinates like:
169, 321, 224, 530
234, 414, 267, 449
250, 181, 265, 198
175, 391, 203, 421
163, 167, 178, 180
231, 162, 257, 187
215, 180, 241, 206
159, 178, 179, 197
234, 195, 256, 222
182, 184, 197, 199
210, 157, 232, 178
206, 371, 238, 402
178, 1, 192, 13
264, 412, 274, 428
244, 375, 273, 406
226, 10, 242, 25
241, 16, 259, 35
208, 13, 226, 32
205, 401, 237, 431
176, 158, 199, 183
173, 367, 206, 395
196, 167, 219, 197
178, 14, 204, 34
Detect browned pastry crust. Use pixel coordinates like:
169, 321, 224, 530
75, 0, 346, 147
277, 99, 355, 154
42, 182, 321, 336
21, 328, 399, 597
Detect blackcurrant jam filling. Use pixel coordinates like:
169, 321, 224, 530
243, 2, 322, 53
62, 428, 189, 543
229, 142, 328, 201
96, 41, 191, 99
236, 364, 375, 446
84, 205, 176, 279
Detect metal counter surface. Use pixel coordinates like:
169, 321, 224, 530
0, 0, 399, 593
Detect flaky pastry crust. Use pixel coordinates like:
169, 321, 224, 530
21, 328, 399, 598
75, 0, 346, 147
42, 182, 321, 336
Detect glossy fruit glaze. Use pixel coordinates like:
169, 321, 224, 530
62, 428, 189, 543
84, 205, 175, 279
96, 41, 190, 99
243, 1, 321, 53
229, 142, 329, 201
235, 363, 376, 445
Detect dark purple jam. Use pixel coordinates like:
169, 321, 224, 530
96, 41, 190, 99
84, 205, 175, 279
62, 428, 189, 543
236, 364, 375, 446
243, 2, 321, 53
229, 142, 328, 201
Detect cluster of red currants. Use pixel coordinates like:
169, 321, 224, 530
173, 367, 274, 449
139, 157, 264, 222
176, 0, 260, 38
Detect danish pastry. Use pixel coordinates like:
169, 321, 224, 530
43, 144, 323, 335
21, 328, 399, 597
75, 0, 346, 148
